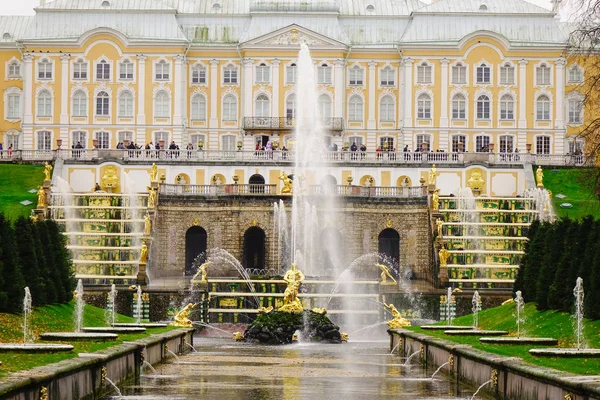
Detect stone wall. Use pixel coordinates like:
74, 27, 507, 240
151, 195, 432, 280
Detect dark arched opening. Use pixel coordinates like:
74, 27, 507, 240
249, 174, 265, 193
378, 228, 400, 274
185, 226, 207, 276
243, 226, 266, 271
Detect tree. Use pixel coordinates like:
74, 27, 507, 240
585, 232, 600, 319
13, 217, 46, 306
45, 220, 74, 303
35, 220, 57, 304
514, 219, 539, 298
548, 220, 579, 311
536, 219, 571, 310
0, 214, 25, 313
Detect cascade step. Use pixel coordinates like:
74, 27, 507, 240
445, 264, 519, 269
443, 236, 527, 240
72, 260, 139, 264
207, 308, 380, 315
449, 278, 515, 283
208, 292, 379, 298
68, 246, 141, 250
205, 279, 380, 285
447, 250, 524, 254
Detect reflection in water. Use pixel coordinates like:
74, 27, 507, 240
106, 338, 486, 400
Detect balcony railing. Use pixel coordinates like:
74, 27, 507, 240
159, 184, 278, 196
309, 185, 427, 198
243, 117, 344, 130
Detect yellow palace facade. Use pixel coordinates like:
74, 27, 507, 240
0, 0, 588, 156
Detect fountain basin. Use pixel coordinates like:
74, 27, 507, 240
112, 323, 168, 328
0, 343, 74, 353
444, 330, 509, 336
83, 327, 146, 334
40, 332, 118, 341
480, 337, 558, 345
421, 325, 472, 330
529, 348, 600, 358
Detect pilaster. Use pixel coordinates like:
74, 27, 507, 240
173, 55, 184, 127
440, 58, 449, 128
518, 59, 527, 130
333, 59, 344, 119
23, 54, 34, 125
271, 59, 280, 118
210, 59, 219, 128
136, 55, 147, 128
403, 57, 414, 129
367, 60, 377, 130
243, 58, 253, 120
555, 58, 566, 131
60, 54, 70, 125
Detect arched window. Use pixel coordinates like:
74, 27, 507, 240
185, 226, 207, 276
154, 91, 170, 117
119, 59, 133, 80
286, 63, 297, 84
37, 90, 52, 117
451, 94, 466, 119
286, 94, 296, 119
500, 94, 514, 120
536, 95, 550, 120
568, 93, 583, 124
191, 94, 206, 121
380, 95, 394, 122
118, 91, 133, 117
6, 91, 20, 119
318, 63, 331, 84
451, 134, 466, 152
476, 94, 490, 119
5, 130, 21, 150
155, 60, 169, 81
7, 61, 20, 78
500, 63, 515, 85
536, 64, 550, 85
192, 65, 206, 84
222, 94, 237, 121
318, 94, 332, 119
417, 93, 431, 119
96, 91, 109, 116
568, 65, 583, 83
348, 95, 363, 121
476, 63, 490, 84
255, 94, 270, 118
73, 90, 87, 117
417, 62, 432, 84
256, 63, 270, 83
499, 135, 514, 152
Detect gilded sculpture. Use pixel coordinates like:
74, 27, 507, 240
432, 189, 440, 211
150, 163, 158, 183
278, 263, 305, 313
144, 214, 152, 236
279, 172, 293, 194
384, 302, 411, 329
536, 166, 544, 188
311, 307, 327, 315
377, 263, 397, 284
191, 261, 211, 282
37, 186, 47, 208
257, 306, 273, 314
43, 162, 53, 181
436, 218, 443, 238
340, 332, 349, 342
147, 187, 157, 208
233, 332, 245, 341
467, 169, 485, 191
428, 164, 438, 186
101, 166, 119, 190
439, 245, 451, 266
171, 303, 197, 328
139, 242, 148, 264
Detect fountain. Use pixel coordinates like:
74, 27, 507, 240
430, 361, 450, 380
530, 277, 600, 356
472, 291, 481, 329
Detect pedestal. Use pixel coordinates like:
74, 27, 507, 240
33, 208, 46, 221
43, 179, 51, 188
428, 184, 436, 194
137, 262, 149, 286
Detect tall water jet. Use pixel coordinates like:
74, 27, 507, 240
471, 291, 481, 329
75, 279, 85, 332
515, 290, 525, 338
23, 287, 32, 344
106, 284, 117, 326
573, 277, 584, 349
445, 287, 453, 325
136, 285, 143, 324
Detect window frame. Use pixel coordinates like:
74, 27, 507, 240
317, 63, 332, 84
155, 60, 170, 81
451, 63, 466, 85
72, 90, 88, 117
380, 66, 395, 86
536, 63, 551, 86
318, 94, 332, 119
476, 63, 491, 84
95, 131, 110, 149
416, 62, 432, 84
119, 59, 134, 81
73, 59, 88, 80
222, 94, 237, 121
451, 134, 467, 152
154, 91, 170, 118
348, 95, 364, 122
499, 63, 515, 85
7, 60, 20, 78
417, 93, 432, 119
349, 65, 364, 86
191, 94, 207, 121
95, 91, 110, 116
499, 94, 515, 120
96, 60, 111, 81
475, 135, 491, 152
255, 63, 270, 84
499, 135, 515, 153
38, 59, 52, 80
451, 93, 466, 119
379, 95, 395, 122
191, 64, 206, 84
535, 135, 551, 154
567, 96, 583, 125
567, 65, 583, 84
37, 90, 52, 117
476, 94, 491, 119
223, 64, 238, 84
286, 94, 296, 119
536, 95, 551, 121
37, 131, 52, 150
118, 91, 134, 118
6, 92, 20, 120
286, 63, 297, 84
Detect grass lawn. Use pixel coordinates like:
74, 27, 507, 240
0, 302, 176, 378
408, 302, 600, 375
541, 167, 600, 219
0, 164, 45, 220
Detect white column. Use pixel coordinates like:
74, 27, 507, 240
173, 55, 184, 127
518, 59, 528, 152
22, 54, 34, 149
555, 58, 566, 131
136, 55, 147, 145
397, 61, 403, 130
271, 59, 280, 118
440, 58, 449, 128
367, 61, 377, 130
59, 54, 70, 125
243, 58, 253, 119
402, 57, 414, 129
209, 59, 219, 128
333, 59, 344, 119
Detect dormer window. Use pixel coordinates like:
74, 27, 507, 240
212, 2, 222, 11
2, 33, 11, 40
101, 1, 110, 7
366, 4, 375, 12
479, 4, 488, 11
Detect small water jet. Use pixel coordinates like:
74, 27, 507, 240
184, 342, 198, 352
166, 349, 180, 361
135, 285, 143, 324
430, 361, 450, 379
23, 287, 33, 344
403, 350, 420, 366
104, 376, 123, 397
574, 277, 584, 350
471, 291, 481, 329
106, 284, 117, 326
76, 279, 85, 332
470, 379, 493, 400
142, 360, 159, 376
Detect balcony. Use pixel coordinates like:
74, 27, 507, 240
242, 117, 344, 131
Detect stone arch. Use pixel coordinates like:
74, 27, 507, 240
378, 228, 400, 273
249, 173, 265, 193
185, 226, 207, 276
243, 226, 266, 272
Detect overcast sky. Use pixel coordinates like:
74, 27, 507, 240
0, 0, 568, 17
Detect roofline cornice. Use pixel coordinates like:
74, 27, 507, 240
411, 11, 555, 17
33, 8, 177, 14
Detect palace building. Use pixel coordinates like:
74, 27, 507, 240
0, 0, 587, 157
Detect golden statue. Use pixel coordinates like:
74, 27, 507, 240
536, 166, 544, 188
311, 307, 327, 315
377, 263, 397, 284
150, 163, 158, 183
43, 162, 53, 181
37, 186, 47, 208
384, 302, 411, 329
278, 263, 305, 313
432, 189, 440, 211
101, 166, 119, 190
191, 261, 211, 283
144, 214, 152, 236
147, 187, 157, 208
428, 164, 438, 186
467, 169, 485, 191
233, 332, 244, 341
139, 242, 148, 264
439, 245, 450, 267
279, 172, 293, 194
436, 218, 443, 238
170, 303, 197, 328
340, 332, 349, 342
258, 306, 273, 314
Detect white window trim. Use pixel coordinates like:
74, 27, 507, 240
94, 57, 113, 83
71, 130, 88, 149
4, 129, 21, 150
36, 87, 54, 118
71, 58, 89, 82
222, 63, 239, 85
534, 134, 552, 154
534, 90, 553, 122
117, 90, 135, 118
415, 133, 433, 151
567, 64, 584, 85
189, 133, 207, 149
94, 130, 111, 149
450, 90, 468, 121
71, 89, 88, 118
379, 65, 396, 88
567, 91, 584, 126
415, 61, 434, 85
285, 62, 297, 85
473, 60, 493, 86
534, 60, 553, 87
318, 93, 333, 119
498, 134, 517, 152
450, 134, 468, 152
6, 58, 21, 80
450, 60, 468, 86
497, 90, 516, 121
220, 134, 237, 151
117, 130, 134, 144
474, 90, 492, 120
4, 87, 21, 122
348, 64, 365, 86
153, 58, 172, 83
474, 134, 492, 152
498, 61, 516, 86
347, 93, 365, 122
190, 62, 208, 85
317, 63, 332, 85
415, 90, 433, 120
117, 58, 136, 82
378, 94, 395, 122
36, 58, 54, 83
222, 93, 238, 121
153, 89, 171, 119
190, 93, 207, 121
255, 63, 271, 85
36, 130, 53, 151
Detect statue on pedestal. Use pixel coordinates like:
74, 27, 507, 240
191, 261, 211, 282
279, 172, 293, 194
171, 303, 197, 328
144, 214, 152, 236
37, 186, 47, 208
536, 166, 544, 188
44, 162, 53, 181
278, 263, 305, 313
147, 187, 157, 208
377, 263, 397, 284
150, 163, 158, 183
432, 189, 440, 210
429, 164, 439, 186
384, 302, 411, 329
436, 218, 443, 238
139, 242, 148, 264
439, 245, 450, 266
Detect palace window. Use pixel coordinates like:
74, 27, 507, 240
380, 67, 395, 86
96, 91, 110, 116
37, 90, 52, 117
536, 64, 551, 85
286, 94, 296, 119
536, 135, 551, 154
416, 62, 432, 84
155, 60, 169, 81
536, 95, 550, 120
499, 135, 514, 152
500, 94, 514, 120
416, 134, 431, 151
568, 138, 584, 154
5, 131, 20, 150
348, 136, 363, 147
119, 60, 134, 80
348, 95, 364, 121
451, 94, 466, 119
222, 135, 237, 151
380, 95, 394, 122
451, 135, 466, 152
222, 94, 237, 121
191, 94, 206, 121
417, 93, 431, 119
318, 64, 332, 84
476, 94, 490, 119
286, 63, 297, 84
73, 90, 87, 117
118, 91, 134, 117
154, 91, 170, 118
38, 59, 52, 80
73, 59, 87, 80
154, 131, 169, 145
568, 65, 583, 83
318, 94, 332, 119
6, 93, 20, 119
349, 66, 363, 85
95, 131, 110, 149
118, 131, 133, 144
96, 60, 110, 81
379, 137, 394, 151
255, 94, 270, 118
189, 134, 206, 150
72, 131, 87, 148
8, 61, 20, 78
475, 135, 490, 152
499, 63, 515, 85
223, 65, 238, 84
255, 63, 270, 84
37, 131, 51, 150
451, 63, 466, 84
192, 65, 206, 84
568, 97, 583, 124
476, 63, 490, 84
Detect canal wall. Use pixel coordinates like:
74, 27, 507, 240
389, 329, 600, 400
0, 328, 194, 400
